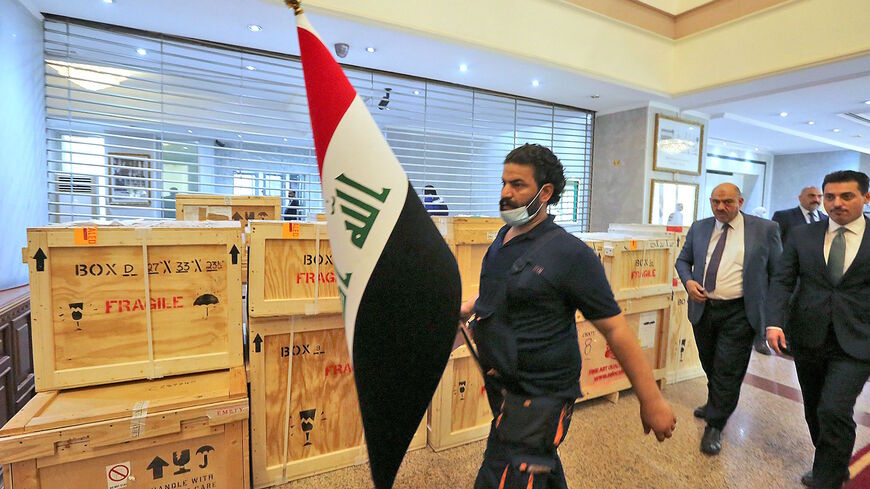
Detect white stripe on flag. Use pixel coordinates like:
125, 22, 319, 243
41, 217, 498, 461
321, 96, 409, 357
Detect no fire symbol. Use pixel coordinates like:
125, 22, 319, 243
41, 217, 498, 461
105, 461, 131, 489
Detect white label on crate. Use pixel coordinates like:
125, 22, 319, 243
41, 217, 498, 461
183, 206, 203, 221
639, 312, 657, 349
207, 406, 245, 419
603, 244, 614, 257
130, 400, 149, 438
106, 461, 131, 489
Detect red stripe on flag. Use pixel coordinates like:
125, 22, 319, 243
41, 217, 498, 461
297, 27, 356, 175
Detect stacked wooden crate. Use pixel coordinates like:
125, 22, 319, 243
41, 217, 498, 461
176, 194, 282, 284
246, 221, 426, 487
0, 221, 249, 488
607, 223, 702, 383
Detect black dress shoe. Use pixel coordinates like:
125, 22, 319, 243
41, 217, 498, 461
800, 468, 851, 487
694, 404, 707, 419
754, 337, 772, 355
700, 426, 722, 455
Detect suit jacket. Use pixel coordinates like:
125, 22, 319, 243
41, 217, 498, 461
675, 212, 783, 332
766, 217, 870, 360
772, 206, 828, 244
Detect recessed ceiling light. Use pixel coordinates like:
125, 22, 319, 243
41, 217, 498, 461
808, 121, 815, 125
413, 90, 420, 95
864, 100, 870, 105
102, 0, 114, 4
245, 65, 256, 71
187, 129, 193, 133
237, 134, 243, 138
779, 111, 788, 117
247, 24, 262, 32
590, 94, 600, 99
136, 48, 147, 56
459, 64, 468, 73
531, 79, 540, 87
833, 128, 841, 133
365, 47, 376, 53
183, 146, 188, 150
283, 138, 288, 142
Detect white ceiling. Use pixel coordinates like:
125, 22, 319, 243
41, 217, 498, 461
21, 0, 870, 156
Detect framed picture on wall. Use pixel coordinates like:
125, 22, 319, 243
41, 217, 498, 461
108, 153, 151, 205
653, 114, 704, 175
649, 179, 699, 226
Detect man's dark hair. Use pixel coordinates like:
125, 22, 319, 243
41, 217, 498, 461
822, 170, 869, 194
423, 185, 437, 196
503, 143, 566, 205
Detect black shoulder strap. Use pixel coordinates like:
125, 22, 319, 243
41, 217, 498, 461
510, 227, 566, 273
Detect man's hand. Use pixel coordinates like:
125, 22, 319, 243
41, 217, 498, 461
685, 280, 707, 303
766, 328, 788, 355
460, 295, 478, 322
640, 395, 677, 442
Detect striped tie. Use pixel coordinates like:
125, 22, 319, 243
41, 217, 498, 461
828, 227, 847, 283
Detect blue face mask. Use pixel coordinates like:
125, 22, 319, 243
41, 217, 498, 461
500, 187, 545, 227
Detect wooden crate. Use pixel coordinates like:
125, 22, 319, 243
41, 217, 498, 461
432, 217, 503, 301
176, 194, 281, 284
607, 223, 688, 290
248, 314, 425, 487
247, 221, 340, 318
23, 221, 244, 391
176, 194, 281, 226
666, 290, 704, 383
0, 368, 250, 489
576, 233, 677, 300
427, 342, 492, 452
427, 294, 672, 451
577, 294, 671, 401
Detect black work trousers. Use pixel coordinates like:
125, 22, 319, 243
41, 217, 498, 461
693, 297, 755, 430
792, 330, 870, 489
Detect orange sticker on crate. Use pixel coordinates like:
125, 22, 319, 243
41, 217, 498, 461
282, 223, 301, 239
74, 227, 98, 245
629, 240, 638, 250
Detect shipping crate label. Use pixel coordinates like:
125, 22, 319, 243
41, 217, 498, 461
282, 223, 301, 239
106, 461, 131, 489
450, 356, 492, 433
74, 227, 98, 245
39, 433, 230, 489
259, 328, 363, 466
578, 322, 625, 389
49, 244, 230, 369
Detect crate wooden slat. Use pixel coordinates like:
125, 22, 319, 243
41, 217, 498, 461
248, 314, 425, 487
432, 217, 503, 302
23, 221, 244, 391
248, 221, 340, 318
176, 194, 281, 284
0, 368, 250, 489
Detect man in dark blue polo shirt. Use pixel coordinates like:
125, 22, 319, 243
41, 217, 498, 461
461, 144, 676, 489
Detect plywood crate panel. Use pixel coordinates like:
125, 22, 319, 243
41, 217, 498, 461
0, 368, 250, 489
432, 217, 503, 301
577, 294, 671, 401
666, 290, 703, 383
427, 342, 492, 452
575, 233, 677, 300
248, 314, 425, 487
23, 221, 244, 391
248, 222, 340, 317
607, 224, 688, 291
176, 194, 281, 284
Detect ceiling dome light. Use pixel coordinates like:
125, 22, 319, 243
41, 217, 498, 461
459, 64, 468, 73
531, 79, 540, 87
247, 24, 263, 32
833, 128, 841, 133
413, 90, 420, 95
365, 47, 376, 53
245, 65, 256, 71
808, 121, 815, 125
779, 112, 788, 117
136, 48, 147, 56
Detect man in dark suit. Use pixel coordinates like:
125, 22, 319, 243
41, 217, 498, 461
772, 186, 826, 245
675, 183, 782, 455
767, 170, 870, 489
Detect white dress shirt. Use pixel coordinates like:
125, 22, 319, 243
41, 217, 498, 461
703, 212, 744, 300
824, 215, 866, 276
799, 205, 821, 223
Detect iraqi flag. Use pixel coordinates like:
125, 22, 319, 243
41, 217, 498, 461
289, 3, 462, 488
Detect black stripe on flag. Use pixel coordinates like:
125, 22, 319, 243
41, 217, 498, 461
353, 183, 461, 488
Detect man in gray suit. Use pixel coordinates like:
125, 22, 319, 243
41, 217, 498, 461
675, 183, 782, 455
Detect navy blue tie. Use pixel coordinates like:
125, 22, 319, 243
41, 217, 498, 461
704, 223, 730, 293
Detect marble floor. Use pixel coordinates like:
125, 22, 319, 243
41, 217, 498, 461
275, 352, 870, 489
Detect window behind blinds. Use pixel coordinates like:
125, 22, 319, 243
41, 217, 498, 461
44, 17, 594, 232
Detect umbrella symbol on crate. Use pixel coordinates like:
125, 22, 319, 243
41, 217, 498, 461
194, 293, 219, 317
